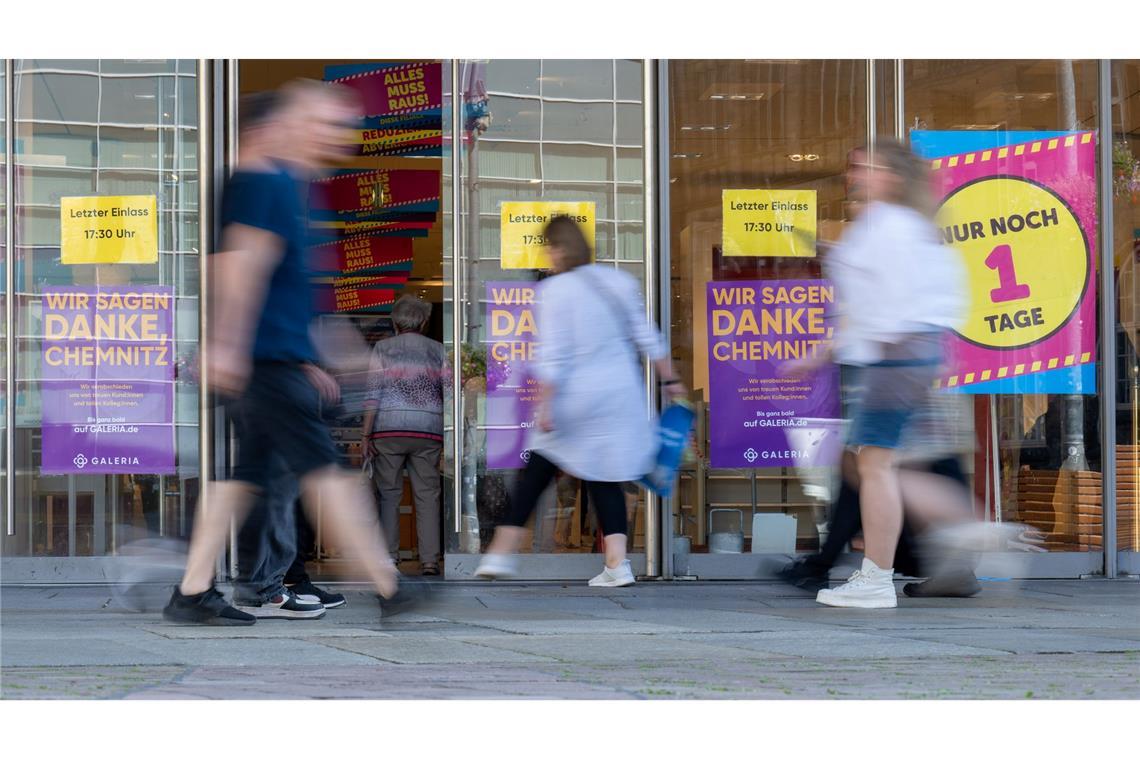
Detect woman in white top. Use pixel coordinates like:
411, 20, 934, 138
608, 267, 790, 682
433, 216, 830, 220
476, 216, 686, 586
791, 140, 973, 609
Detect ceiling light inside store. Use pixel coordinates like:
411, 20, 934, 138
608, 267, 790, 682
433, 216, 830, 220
529, 179, 542, 184
804, 154, 820, 161
788, 154, 804, 162
701, 82, 782, 101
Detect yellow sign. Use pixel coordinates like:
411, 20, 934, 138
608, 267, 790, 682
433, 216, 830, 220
937, 177, 1088, 350
61, 195, 158, 265
500, 201, 595, 269
722, 189, 817, 257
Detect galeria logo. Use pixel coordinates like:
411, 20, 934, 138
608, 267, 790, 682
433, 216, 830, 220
520, 450, 531, 463
73, 453, 88, 469
743, 448, 759, 463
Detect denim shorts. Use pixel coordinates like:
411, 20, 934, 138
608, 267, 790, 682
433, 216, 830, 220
846, 333, 944, 451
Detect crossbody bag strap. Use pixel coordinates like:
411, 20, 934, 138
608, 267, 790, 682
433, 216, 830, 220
579, 267, 639, 365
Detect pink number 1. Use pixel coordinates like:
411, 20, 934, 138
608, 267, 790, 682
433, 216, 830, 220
985, 244, 1031, 303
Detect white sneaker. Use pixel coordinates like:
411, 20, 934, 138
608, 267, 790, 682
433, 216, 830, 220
588, 560, 636, 587
473, 553, 518, 580
816, 560, 897, 609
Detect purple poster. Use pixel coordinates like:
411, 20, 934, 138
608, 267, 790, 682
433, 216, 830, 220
707, 279, 839, 468
485, 281, 538, 469
41, 285, 175, 474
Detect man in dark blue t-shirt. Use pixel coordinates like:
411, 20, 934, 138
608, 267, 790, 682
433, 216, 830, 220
164, 80, 410, 625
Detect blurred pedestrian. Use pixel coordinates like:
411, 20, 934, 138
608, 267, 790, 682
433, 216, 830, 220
787, 140, 974, 609
475, 216, 686, 586
362, 295, 448, 576
164, 80, 412, 626
779, 453, 980, 597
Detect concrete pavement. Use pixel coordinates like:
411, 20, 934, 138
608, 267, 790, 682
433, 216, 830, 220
2, 579, 1139, 699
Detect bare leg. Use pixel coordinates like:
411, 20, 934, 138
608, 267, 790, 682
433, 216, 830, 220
180, 481, 256, 595
603, 533, 627, 569
299, 466, 398, 598
897, 469, 975, 530
485, 525, 525, 556
856, 445, 903, 569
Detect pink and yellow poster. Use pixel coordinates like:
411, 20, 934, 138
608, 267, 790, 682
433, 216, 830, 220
918, 131, 1098, 394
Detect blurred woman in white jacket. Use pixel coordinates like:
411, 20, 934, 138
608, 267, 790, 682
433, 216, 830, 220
790, 140, 972, 609
475, 216, 686, 586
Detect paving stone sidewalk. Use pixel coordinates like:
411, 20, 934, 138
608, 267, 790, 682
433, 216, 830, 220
2, 580, 1138, 699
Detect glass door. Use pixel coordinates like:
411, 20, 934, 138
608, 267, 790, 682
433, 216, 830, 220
666, 60, 870, 577
444, 59, 655, 579
1110, 59, 1140, 576
906, 59, 1103, 578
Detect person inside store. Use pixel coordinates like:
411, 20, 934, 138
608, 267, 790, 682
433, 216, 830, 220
473, 215, 687, 586
362, 294, 449, 576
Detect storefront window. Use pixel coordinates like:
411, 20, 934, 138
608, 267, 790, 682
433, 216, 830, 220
668, 60, 868, 573
446, 60, 648, 571
906, 60, 1101, 557
1111, 60, 1140, 559
3, 60, 200, 574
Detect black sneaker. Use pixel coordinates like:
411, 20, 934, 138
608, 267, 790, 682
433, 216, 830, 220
376, 577, 434, 618
775, 558, 829, 593
162, 587, 256, 626
235, 588, 327, 619
903, 571, 982, 598
286, 579, 347, 609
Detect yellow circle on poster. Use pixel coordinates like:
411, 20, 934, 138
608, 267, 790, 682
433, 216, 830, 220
936, 177, 1089, 350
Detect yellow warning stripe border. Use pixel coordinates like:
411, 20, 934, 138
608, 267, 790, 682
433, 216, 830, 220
935, 352, 1092, 389
929, 132, 1094, 171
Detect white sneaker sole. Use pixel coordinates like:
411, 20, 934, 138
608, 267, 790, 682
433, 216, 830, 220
815, 589, 897, 609
588, 575, 636, 588
473, 556, 518, 580
236, 605, 327, 619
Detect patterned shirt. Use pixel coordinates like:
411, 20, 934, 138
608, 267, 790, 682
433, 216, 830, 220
364, 332, 449, 440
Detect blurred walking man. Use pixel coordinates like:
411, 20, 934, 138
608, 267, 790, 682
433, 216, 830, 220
164, 80, 407, 625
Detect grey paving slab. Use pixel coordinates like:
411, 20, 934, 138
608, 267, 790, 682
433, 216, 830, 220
1, 637, 181, 667
5, 581, 1140, 699
673, 630, 1011, 658
583, 608, 837, 633
454, 633, 792, 664
733, 605, 1008, 630
881, 629, 1140, 655
140, 623, 389, 639
313, 636, 560, 664
456, 617, 690, 635
1, 666, 187, 699
128, 637, 390, 667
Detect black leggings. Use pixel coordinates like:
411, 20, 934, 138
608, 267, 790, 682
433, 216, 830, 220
504, 452, 628, 537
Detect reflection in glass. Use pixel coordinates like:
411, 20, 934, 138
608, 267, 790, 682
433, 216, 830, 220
4, 60, 201, 570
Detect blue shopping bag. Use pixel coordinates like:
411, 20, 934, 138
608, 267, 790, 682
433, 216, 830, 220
639, 401, 697, 498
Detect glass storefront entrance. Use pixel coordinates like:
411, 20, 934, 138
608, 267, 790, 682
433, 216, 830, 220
1, 58, 1135, 582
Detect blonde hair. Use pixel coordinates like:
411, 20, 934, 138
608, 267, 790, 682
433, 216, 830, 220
870, 139, 936, 219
